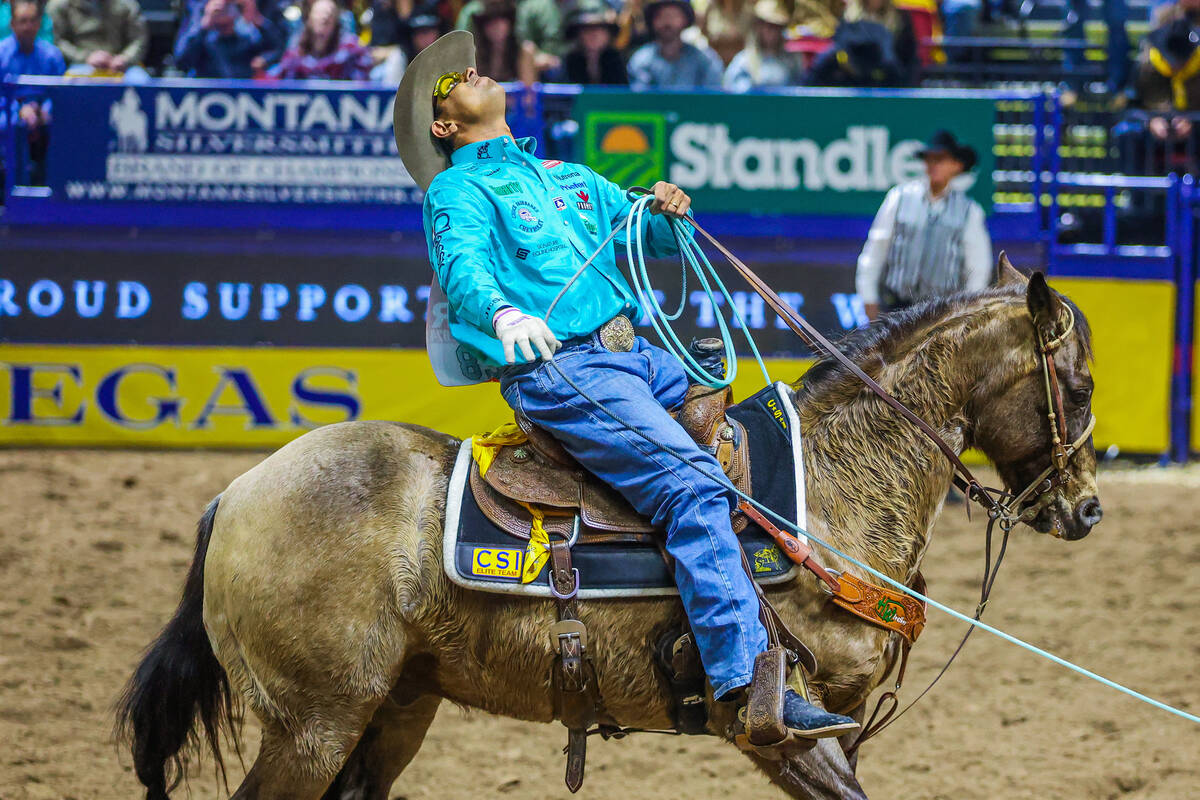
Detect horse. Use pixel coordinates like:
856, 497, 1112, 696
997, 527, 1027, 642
117, 260, 1101, 800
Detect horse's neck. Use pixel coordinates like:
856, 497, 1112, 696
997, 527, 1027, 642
799, 302, 1018, 583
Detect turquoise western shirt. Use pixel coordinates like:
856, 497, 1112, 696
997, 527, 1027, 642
422, 135, 682, 368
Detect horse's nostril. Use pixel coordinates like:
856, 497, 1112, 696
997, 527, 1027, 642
1077, 496, 1103, 527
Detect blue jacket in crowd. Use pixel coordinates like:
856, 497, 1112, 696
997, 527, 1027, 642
173, 16, 279, 78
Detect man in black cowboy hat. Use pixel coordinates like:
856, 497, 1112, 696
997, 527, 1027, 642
627, 0, 723, 90
394, 31, 859, 746
856, 129, 992, 319
551, 0, 628, 85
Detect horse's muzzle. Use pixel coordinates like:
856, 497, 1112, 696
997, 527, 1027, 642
1057, 495, 1102, 540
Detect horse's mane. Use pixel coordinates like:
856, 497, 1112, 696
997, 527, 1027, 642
796, 282, 1092, 402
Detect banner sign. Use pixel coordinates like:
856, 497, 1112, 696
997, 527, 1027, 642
575, 91, 995, 215
0, 239, 865, 350
39, 80, 420, 207
0, 344, 811, 447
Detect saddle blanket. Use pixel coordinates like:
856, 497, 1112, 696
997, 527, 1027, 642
442, 383, 805, 599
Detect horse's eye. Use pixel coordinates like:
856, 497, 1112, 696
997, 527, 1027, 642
1069, 387, 1092, 406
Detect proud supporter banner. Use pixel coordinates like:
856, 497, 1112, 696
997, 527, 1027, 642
575, 90, 996, 216
0, 239, 863, 348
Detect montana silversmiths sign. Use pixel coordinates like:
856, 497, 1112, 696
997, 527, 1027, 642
42, 82, 421, 206
576, 91, 995, 215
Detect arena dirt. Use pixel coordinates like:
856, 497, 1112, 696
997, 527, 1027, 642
1, 448, 1198, 800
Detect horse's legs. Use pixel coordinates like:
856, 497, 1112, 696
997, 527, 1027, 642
746, 738, 870, 800
319, 694, 443, 800
231, 698, 390, 800
230, 725, 344, 800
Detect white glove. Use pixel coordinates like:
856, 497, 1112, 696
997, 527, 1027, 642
492, 307, 561, 364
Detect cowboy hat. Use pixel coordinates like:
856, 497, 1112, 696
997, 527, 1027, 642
1148, 17, 1200, 70
644, 0, 696, 29
751, 0, 790, 28
392, 30, 476, 192
917, 129, 978, 172
565, 0, 620, 39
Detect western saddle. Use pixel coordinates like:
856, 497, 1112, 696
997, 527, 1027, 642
471, 383, 751, 544
469, 382, 754, 792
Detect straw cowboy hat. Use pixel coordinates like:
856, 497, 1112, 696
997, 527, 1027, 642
392, 30, 476, 192
751, 0, 790, 28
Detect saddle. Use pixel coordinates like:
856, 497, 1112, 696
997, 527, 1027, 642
471, 383, 752, 544
467, 381, 761, 793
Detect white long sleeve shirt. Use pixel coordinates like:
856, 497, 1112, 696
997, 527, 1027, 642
855, 176, 993, 305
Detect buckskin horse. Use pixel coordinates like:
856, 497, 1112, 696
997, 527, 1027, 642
118, 260, 1101, 800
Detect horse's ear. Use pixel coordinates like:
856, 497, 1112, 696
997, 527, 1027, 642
996, 251, 1027, 287
1026, 271, 1065, 333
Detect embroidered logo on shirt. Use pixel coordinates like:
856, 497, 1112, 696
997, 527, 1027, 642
575, 190, 593, 211
432, 212, 451, 268
511, 200, 544, 233
476, 142, 491, 159
553, 197, 567, 211
580, 215, 598, 235
542, 159, 563, 168
515, 247, 530, 260
492, 181, 521, 196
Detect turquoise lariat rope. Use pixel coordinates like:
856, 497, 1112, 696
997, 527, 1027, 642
622, 192, 772, 389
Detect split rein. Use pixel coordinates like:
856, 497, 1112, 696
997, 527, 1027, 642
540, 196, 1107, 749
681, 214, 1098, 749
683, 214, 1096, 533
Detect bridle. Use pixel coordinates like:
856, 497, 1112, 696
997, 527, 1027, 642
999, 308, 1097, 528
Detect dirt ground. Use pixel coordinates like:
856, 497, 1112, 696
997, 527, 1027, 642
1, 448, 1198, 800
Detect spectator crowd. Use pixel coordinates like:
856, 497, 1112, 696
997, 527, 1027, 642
0, 0, 1197, 98
0, 0, 993, 89
3, 0, 1200, 185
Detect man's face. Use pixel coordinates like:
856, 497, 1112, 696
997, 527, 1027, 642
924, 150, 964, 186
432, 67, 506, 139
652, 5, 688, 42
11, 3, 40, 49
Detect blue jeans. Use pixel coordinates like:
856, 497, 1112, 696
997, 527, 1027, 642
499, 335, 768, 698
1062, 0, 1129, 93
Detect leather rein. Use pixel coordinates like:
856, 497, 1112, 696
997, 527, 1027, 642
686, 217, 1096, 531
683, 218, 1097, 748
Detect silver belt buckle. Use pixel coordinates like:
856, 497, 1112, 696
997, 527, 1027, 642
597, 315, 634, 353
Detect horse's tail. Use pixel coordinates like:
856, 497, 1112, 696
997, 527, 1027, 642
115, 495, 239, 800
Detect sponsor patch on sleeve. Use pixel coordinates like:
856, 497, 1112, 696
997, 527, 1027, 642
542, 159, 563, 169
471, 547, 524, 579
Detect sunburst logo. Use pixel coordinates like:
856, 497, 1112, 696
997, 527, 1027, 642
584, 112, 666, 187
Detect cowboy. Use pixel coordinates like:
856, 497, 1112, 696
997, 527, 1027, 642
855, 129, 992, 320
394, 31, 858, 740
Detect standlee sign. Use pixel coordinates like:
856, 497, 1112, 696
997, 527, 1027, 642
576, 91, 995, 215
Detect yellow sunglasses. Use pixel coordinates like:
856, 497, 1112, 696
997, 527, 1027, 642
433, 71, 465, 102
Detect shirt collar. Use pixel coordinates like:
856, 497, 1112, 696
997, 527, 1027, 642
451, 135, 539, 166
